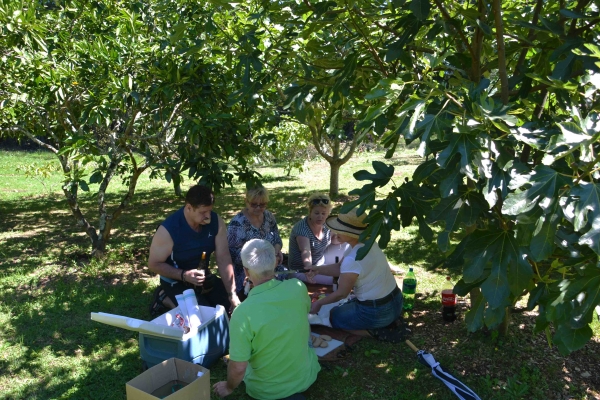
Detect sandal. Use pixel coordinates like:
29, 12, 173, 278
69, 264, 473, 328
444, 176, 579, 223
149, 287, 168, 318
389, 317, 412, 334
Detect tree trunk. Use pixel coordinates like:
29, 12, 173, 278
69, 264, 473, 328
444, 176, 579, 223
91, 237, 106, 258
173, 174, 182, 197
329, 162, 341, 198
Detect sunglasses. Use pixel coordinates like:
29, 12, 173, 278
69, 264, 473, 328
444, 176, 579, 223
250, 202, 268, 209
311, 198, 330, 205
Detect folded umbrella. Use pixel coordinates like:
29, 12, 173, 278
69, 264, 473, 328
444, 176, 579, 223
406, 340, 481, 400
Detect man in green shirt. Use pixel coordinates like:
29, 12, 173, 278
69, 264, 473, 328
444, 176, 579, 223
213, 239, 320, 399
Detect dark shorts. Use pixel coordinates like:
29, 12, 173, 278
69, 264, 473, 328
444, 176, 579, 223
159, 274, 231, 310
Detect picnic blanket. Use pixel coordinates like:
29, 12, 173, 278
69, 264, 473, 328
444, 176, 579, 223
305, 283, 363, 361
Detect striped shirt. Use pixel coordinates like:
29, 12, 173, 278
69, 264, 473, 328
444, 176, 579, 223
288, 217, 331, 270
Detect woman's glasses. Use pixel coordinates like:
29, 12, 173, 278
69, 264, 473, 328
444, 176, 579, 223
311, 198, 330, 205
250, 202, 268, 209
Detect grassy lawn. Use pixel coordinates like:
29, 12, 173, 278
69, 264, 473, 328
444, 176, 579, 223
0, 149, 599, 399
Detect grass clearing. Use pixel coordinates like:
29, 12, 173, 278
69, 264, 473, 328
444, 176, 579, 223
0, 149, 599, 399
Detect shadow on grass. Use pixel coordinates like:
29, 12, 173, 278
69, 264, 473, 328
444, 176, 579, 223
1, 177, 599, 399
0, 181, 356, 398
0, 270, 150, 399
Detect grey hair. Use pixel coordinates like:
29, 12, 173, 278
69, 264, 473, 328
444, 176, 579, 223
241, 239, 276, 278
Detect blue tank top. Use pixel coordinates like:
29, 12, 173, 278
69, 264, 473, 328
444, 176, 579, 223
161, 207, 219, 274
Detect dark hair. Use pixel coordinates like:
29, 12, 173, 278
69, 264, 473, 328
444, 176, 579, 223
185, 185, 215, 208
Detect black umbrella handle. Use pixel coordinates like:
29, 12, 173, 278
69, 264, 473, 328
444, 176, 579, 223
405, 339, 419, 352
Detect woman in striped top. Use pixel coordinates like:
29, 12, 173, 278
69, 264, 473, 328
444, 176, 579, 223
288, 193, 334, 276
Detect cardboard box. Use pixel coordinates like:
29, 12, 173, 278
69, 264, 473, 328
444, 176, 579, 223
126, 358, 210, 400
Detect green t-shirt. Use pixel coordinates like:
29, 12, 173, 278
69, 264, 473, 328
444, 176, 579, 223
229, 278, 321, 399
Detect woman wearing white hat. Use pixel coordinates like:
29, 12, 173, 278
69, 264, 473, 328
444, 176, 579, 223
308, 208, 405, 342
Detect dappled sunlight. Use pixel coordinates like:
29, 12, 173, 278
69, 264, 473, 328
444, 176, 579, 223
406, 369, 418, 380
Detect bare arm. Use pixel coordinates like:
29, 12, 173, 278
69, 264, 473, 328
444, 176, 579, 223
311, 272, 358, 314
213, 360, 248, 397
148, 226, 180, 280
148, 226, 205, 285
309, 261, 341, 277
273, 243, 283, 265
215, 216, 240, 308
296, 236, 313, 269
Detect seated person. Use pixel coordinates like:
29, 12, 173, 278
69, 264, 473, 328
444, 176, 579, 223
295, 233, 351, 285
308, 208, 404, 342
227, 186, 284, 300
288, 193, 338, 282
213, 239, 320, 399
147, 185, 240, 316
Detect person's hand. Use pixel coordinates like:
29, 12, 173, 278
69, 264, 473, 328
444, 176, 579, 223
213, 381, 234, 398
184, 269, 206, 286
305, 266, 317, 284
276, 250, 284, 266
229, 292, 241, 313
310, 301, 322, 315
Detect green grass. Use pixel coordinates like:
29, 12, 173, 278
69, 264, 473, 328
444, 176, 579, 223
0, 149, 599, 399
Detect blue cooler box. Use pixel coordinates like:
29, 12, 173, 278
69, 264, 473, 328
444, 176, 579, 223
139, 305, 229, 369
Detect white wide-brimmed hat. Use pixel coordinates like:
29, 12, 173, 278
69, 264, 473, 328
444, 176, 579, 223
325, 208, 368, 238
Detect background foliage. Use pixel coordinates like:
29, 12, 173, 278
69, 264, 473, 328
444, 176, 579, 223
2, 0, 600, 354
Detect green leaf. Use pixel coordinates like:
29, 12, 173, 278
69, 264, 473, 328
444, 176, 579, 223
565, 267, 600, 328
427, 190, 487, 252
579, 219, 600, 255
480, 257, 510, 309
503, 165, 571, 215
530, 204, 562, 262
365, 88, 388, 100
439, 162, 462, 198
553, 325, 593, 355
395, 181, 435, 242
476, 19, 492, 36
353, 161, 395, 190
454, 274, 488, 296
409, 0, 430, 21
356, 213, 385, 259
559, 9, 592, 19
462, 229, 532, 302
484, 164, 510, 208
341, 191, 377, 215
528, 282, 550, 310
484, 305, 505, 329
465, 293, 485, 332
436, 130, 481, 180
412, 158, 438, 185
89, 171, 103, 184
570, 182, 600, 232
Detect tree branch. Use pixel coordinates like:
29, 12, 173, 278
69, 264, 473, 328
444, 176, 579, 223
492, 0, 509, 105
471, 0, 485, 82
432, 0, 477, 60
568, 0, 593, 37
511, 0, 544, 82
347, 7, 388, 76
9, 126, 59, 153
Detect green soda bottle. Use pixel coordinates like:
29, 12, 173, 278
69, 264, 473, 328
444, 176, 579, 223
402, 267, 417, 310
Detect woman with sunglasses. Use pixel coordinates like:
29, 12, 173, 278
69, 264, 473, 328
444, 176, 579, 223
288, 193, 334, 278
228, 186, 284, 299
